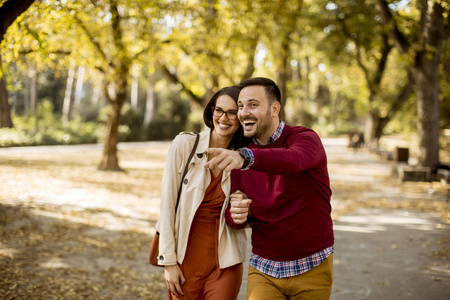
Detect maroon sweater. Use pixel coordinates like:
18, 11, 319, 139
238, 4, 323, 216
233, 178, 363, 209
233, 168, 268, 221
226, 125, 334, 261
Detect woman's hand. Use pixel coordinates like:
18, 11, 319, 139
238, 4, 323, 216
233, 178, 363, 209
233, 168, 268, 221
230, 190, 252, 224
164, 265, 185, 297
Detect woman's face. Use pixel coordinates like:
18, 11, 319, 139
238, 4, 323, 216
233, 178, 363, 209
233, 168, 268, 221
212, 95, 240, 138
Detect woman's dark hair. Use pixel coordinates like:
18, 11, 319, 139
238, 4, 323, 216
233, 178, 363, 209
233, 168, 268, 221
238, 77, 281, 105
203, 86, 250, 149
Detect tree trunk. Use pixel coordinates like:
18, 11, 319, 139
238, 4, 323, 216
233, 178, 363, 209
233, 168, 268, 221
62, 65, 75, 125
275, 0, 300, 121
304, 56, 311, 103
0, 69, 13, 128
365, 110, 390, 147
365, 111, 378, 147
143, 78, 155, 127
277, 67, 288, 121
376, 0, 445, 167
30, 69, 37, 114
74, 66, 85, 107
91, 84, 101, 105
98, 101, 123, 171
0, 0, 36, 128
98, 78, 128, 171
412, 58, 441, 167
241, 35, 258, 81
24, 73, 30, 116
277, 30, 292, 121
411, 2, 444, 167
130, 64, 139, 110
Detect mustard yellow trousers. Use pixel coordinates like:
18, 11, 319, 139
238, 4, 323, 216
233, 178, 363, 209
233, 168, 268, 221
247, 253, 333, 300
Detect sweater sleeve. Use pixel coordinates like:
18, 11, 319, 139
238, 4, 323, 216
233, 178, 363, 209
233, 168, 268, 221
250, 129, 326, 175
225, 169, 248, 229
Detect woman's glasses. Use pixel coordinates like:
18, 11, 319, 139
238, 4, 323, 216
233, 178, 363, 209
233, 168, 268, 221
212, 107, 238, 121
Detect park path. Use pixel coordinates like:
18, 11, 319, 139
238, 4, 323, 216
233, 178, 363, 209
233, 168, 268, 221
1, 138, 449, 299
324, 138, 449, 300
236, 138, 449, 300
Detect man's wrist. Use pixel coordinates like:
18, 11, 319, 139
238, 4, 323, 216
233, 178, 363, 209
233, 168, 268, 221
238, 148, 254, 170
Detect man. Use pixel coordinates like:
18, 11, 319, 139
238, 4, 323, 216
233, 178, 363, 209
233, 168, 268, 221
204, 77, 334, 299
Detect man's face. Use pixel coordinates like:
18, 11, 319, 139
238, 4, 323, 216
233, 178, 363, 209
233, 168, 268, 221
237, 85, 276, 142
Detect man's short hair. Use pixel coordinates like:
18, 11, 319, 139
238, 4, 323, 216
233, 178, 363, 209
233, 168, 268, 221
238, 77, 281, 105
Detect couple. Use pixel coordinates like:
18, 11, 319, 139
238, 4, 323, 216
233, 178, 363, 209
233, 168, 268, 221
156, 77, 334, 300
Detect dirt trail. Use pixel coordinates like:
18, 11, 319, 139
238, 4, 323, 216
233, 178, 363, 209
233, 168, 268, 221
325, 138, 449, 300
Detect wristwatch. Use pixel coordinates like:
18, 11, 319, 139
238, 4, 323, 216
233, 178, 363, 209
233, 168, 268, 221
238, 148, 251, 170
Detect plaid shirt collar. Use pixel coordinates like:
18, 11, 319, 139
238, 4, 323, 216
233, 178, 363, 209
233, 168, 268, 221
254, 121, 285, 146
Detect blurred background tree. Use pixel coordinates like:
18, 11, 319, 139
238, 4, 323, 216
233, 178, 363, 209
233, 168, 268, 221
0, 0, 36, 128
0, 0, 448, 169
376, 0, 447, 167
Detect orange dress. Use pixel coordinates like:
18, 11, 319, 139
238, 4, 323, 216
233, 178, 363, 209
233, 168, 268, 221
168, 170, 243, 300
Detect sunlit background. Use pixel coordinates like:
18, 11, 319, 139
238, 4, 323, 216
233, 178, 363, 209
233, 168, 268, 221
1, 0, 448, 168
1, 0, 449, 299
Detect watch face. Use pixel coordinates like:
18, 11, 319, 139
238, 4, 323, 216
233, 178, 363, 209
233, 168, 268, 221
240, 149, 250, 162
240, 149, 248, 159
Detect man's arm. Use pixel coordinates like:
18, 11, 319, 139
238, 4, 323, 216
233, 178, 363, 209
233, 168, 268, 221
205, 130, 326, 174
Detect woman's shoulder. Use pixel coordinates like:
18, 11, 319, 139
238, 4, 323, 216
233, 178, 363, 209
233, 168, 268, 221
174, 131, 197, 141
171, 131, 201, 150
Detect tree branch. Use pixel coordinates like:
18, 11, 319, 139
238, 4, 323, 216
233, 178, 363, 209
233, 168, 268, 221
423, 2, 445, 47
338, 16, 372, 95
72, 14, 114, 70
95, 65, 107, 74
156, 61, 204, 106
241, 35, 258, 81
375, 0, 410, 53
387, 70, 414, 119
0, 0, 36, 42
19, 49, 71, 55
109, 0, 127, 63
373, 33, 393, 86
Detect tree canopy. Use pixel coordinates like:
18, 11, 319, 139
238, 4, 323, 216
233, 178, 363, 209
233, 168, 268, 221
0, 0, 448, 168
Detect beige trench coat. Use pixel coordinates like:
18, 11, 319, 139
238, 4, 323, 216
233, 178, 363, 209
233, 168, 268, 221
156, 129, 247, 268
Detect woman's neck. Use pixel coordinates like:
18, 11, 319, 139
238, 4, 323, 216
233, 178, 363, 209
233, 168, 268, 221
209, 130, 231, 149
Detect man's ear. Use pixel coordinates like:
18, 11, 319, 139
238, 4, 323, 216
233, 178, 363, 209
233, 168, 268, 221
271, 101, 281, 117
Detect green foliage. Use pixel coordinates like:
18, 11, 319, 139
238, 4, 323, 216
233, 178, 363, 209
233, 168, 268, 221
119, 104, 145, 142
384, 96, 417, 135
146, 90, 191, 141
0, 101, 103, 147
1, 0, 448, 152
37, 70, 67, 114
0, 128, 34, 147
185, 110, 204, 134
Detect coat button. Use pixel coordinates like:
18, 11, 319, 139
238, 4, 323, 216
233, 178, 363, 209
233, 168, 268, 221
183, 178, 188, 184
158, 255, 164, 261
197, 153, 203, 158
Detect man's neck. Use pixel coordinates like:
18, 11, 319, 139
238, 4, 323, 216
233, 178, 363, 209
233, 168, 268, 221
255, 119, 281, 145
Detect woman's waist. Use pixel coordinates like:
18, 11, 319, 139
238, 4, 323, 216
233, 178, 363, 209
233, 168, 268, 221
192, 211, 221, 222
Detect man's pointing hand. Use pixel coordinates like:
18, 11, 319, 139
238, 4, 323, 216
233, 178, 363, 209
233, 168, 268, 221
204, 148, 244, 172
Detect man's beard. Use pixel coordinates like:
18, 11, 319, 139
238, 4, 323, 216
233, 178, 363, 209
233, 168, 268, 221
241, 108, 272, 140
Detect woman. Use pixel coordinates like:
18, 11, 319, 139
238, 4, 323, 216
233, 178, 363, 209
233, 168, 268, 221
156, 86, 249, 299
